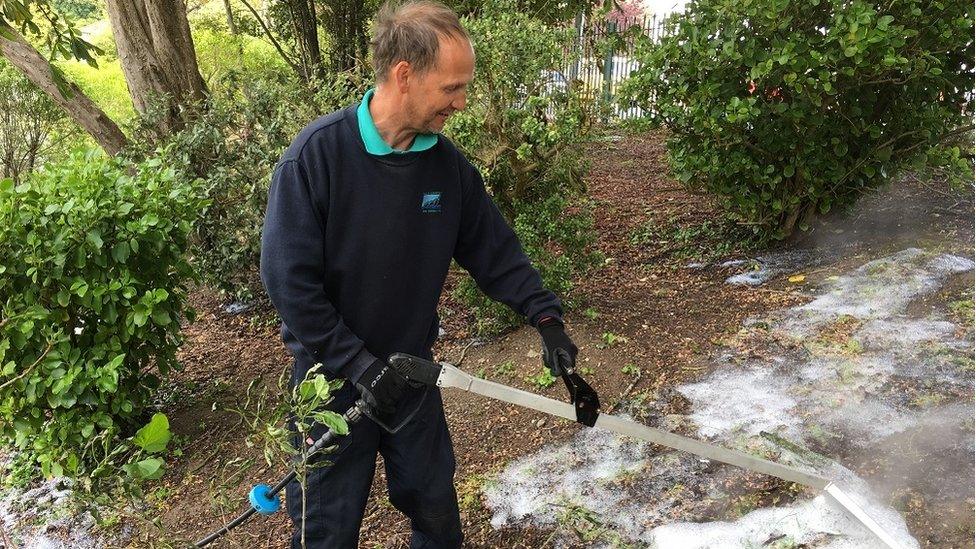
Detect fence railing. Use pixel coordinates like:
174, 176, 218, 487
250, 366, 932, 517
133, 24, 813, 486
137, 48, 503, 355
552, 14, 669, 120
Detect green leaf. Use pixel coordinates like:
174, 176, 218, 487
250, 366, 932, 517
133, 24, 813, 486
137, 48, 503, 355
133, 304, 149, 327
132, 413, 171, 453
70, 280, 89, 297
123, 458, 165, 480
111, 242, 130, 263
105, 353, 124, 371
151, 309, 171, 326
314, 410, 349, 436
86, 231, 103, 249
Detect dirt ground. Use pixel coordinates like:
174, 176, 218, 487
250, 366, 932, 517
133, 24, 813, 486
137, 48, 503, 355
131, 131, 973, 548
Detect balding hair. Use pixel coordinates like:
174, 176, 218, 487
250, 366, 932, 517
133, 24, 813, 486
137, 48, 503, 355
370, 0, 471, 82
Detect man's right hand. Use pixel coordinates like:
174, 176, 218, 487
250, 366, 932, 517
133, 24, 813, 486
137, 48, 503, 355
354, 358, 409, 415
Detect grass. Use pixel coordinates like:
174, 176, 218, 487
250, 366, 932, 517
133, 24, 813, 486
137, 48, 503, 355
725, 492, 764, 519
910, 393, 946, 408
456, 473, 488, 512
548, 499, 638, 548
836, 359, 859, 384
804, 315, 865, 359
525, 367, 557, 389
597, 331, 629, 349
948, 289, 974, 326
806, 424, 840, 447
494, 360, 516, 377
628, 215, 761, 262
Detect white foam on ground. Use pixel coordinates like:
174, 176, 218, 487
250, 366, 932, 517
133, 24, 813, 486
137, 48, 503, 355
687, 250, 975, 446
723, 249, 824, 286
799, 249, 974, 320
485, 249, 974, 547
486, 421, 649, 530
679, 367, 799, 438
0, 476, 128, 548
651, 464, 919, 549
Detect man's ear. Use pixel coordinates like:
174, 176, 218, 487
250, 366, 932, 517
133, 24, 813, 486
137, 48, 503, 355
392, 61, 412, 93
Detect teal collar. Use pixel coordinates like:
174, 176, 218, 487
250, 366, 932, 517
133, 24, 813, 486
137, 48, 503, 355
357, 88, 438, 155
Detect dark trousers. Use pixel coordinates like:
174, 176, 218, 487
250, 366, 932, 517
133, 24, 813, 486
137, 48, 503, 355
285, 377, 463, 549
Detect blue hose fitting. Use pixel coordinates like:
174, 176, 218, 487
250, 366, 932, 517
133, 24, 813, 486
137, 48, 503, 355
248, 484, 281, 515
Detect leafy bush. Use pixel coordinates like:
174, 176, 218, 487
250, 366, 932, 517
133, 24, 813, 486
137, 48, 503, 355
128, 70, 367, 300
622, 0, 975, 237
447, 1, 602, 333
0, 151, 204, 478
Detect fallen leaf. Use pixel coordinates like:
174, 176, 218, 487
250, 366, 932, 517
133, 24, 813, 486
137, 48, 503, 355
788, 274, 806, 283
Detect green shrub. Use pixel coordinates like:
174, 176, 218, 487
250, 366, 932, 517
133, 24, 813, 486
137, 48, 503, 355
0, 150, 204, 478
447, 1, 601, 334
622, 0, 975, 238
130, 70, 367, 300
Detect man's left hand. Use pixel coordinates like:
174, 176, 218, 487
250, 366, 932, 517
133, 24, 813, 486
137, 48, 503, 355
538, 317, 578, 376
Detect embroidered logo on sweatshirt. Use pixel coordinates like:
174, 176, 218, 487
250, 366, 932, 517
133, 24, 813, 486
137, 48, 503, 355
421, 192, 442, 213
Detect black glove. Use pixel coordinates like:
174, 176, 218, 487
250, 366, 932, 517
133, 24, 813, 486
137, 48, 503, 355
538, 317, 578, 376
354, 358, 409, 415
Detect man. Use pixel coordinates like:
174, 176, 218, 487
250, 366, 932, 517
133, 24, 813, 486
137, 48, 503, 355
259, 1, 579, 547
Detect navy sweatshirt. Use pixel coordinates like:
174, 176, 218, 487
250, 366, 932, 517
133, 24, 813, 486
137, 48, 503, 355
259, 104, 562, 383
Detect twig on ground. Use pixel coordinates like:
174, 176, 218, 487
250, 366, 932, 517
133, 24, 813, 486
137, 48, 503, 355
608, 368, 642, 414
454, 339, 477, 368
188, 447, 222, 475
0, 520, 17, 549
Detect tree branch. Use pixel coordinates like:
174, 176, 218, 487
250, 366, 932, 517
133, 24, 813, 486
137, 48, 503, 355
0, 341, 53, 391
239, 0, 300, 73
0, 22, 127, 155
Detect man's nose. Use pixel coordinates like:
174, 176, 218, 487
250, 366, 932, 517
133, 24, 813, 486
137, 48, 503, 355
452, 92, 467, 111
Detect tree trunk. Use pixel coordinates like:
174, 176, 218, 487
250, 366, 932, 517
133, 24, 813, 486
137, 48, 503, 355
104, 0, 207, 135
240, 0, 301, 74
0, 24, 127, 155
223, 0, 238, 34
287, 0, 323, 81
322, 0, 369, 72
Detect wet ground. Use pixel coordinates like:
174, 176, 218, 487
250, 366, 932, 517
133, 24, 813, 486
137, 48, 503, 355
485, 249, 974, 548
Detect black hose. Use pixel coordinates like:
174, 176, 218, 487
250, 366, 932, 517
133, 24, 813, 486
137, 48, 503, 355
194, 506, 259, 547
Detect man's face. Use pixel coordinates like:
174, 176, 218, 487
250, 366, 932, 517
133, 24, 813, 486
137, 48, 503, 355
404, 35, 475, 133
